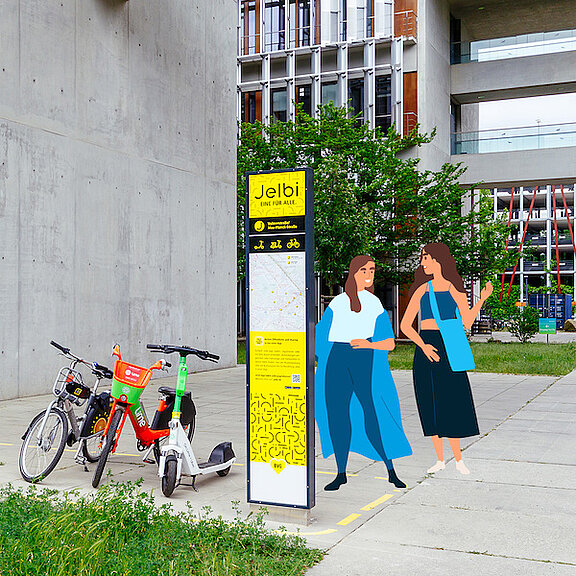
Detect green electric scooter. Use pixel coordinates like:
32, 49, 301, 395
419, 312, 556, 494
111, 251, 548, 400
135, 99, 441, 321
147, 344, 236, 497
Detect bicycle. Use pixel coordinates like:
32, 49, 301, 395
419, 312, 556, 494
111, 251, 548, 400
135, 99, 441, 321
19, 341, 114, 483
91, 345, 196, 488
147, 344, 235, 497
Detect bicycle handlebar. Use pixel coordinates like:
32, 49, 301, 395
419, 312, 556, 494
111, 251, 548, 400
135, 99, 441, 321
147, 344, 219, 362
50, 340, 70, 355
51, 341, 113, 378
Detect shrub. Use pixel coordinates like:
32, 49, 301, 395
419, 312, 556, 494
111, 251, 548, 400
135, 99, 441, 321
507, 306, 540, 343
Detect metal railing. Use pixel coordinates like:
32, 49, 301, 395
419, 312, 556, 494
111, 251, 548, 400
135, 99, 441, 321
395, 10, 417, 39
452, 122, 576, 155
451, 28, 576, 64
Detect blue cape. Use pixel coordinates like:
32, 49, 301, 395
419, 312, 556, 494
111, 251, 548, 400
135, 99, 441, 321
315, 306, 412, 461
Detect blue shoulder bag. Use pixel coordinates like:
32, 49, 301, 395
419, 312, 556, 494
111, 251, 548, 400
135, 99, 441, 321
428, 282, 475, 372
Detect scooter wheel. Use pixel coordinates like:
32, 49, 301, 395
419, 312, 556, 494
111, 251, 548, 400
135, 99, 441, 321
162, 455, 178, 497
216, 466, 231, 477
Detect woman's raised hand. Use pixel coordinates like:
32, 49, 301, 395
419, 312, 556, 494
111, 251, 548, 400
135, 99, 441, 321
422, 343, 440, 362
480, 282, 494, 302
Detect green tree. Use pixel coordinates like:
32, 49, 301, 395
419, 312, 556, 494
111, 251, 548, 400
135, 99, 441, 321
238, 103, 512, 293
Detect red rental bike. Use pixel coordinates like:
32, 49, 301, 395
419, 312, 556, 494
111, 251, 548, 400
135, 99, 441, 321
92, 345, 196, 488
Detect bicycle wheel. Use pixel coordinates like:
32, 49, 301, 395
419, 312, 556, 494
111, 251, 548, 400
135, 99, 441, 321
19, 407, 69, 483
92, 409, 122, 488
82, 433, 104, 463
161, 454, 178, 497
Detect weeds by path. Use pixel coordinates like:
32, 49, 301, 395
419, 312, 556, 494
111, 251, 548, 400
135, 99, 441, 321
388, 341, 576, 376
0, 481, 323, 576
239, 339, 576, 375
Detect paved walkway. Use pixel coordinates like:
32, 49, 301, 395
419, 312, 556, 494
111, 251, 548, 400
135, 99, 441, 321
0, 365, 574, 574
471, 330, 576, 343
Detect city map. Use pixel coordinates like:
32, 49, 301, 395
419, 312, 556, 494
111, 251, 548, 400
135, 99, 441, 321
248, 252, 306, 332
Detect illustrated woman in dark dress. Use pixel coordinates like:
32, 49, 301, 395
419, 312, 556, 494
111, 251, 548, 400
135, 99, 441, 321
400, 243, 493, 475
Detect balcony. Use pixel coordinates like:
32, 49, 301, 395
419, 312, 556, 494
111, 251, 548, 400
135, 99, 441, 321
451, 28, 576, 65
452, 122, 576, 155
394, 10, 417, 40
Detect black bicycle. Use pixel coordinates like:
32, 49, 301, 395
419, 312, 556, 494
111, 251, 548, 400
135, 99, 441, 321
19, 341, 113, 483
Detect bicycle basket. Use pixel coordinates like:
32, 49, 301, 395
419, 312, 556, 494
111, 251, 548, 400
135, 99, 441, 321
54, 368, 89, 406
111, 360, 153, 404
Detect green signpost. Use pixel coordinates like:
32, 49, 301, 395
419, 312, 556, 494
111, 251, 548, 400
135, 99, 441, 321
539, 318, 557, 344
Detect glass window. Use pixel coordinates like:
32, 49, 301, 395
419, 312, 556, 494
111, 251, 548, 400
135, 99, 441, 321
271, 88, 287, 122
348, 78, 364, 121
265, 0, 286, 51
241, 1, 257, 55
297, 85, 312, 116
375, 75, 391, 131
322, 82, 339, 106
289, 1, 311, 48
299, 1, 311, 46
242, 91, 259, 124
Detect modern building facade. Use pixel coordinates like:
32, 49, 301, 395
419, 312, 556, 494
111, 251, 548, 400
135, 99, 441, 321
0, 1, 237, 399
237, 0, 576, 330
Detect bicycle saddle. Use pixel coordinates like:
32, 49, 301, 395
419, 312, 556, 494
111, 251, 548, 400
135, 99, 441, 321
158, 386, 192, 399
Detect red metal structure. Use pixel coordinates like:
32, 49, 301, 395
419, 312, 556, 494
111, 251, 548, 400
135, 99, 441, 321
504, 187, 539, 298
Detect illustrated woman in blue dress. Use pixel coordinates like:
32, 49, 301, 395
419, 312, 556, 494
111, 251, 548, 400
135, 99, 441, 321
401, 243, 492, 475
316, 255, 412, 491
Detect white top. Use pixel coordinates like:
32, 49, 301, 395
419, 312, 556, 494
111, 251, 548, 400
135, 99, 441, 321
328, 290, 384, 342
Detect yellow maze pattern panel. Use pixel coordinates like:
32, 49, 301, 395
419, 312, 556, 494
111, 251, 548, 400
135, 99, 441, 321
250, 391, 307, 467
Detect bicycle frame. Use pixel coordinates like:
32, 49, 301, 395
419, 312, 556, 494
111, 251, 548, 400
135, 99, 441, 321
104, 397, 168, 453
35, 353, 104, 447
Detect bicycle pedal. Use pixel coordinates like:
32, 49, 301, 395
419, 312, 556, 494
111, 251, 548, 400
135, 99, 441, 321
142, 456, 156, 464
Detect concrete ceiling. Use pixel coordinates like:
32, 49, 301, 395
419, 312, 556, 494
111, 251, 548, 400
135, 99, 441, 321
448, 0, 576, 41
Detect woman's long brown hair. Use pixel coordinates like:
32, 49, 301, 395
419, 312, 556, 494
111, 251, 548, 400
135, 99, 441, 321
344, 255, 375, 312
408, 243, 466, 298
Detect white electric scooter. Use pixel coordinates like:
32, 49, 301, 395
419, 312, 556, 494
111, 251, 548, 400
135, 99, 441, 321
147, 344, 236, 497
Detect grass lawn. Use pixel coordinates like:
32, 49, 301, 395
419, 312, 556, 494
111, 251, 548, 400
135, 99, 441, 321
0, 482, 322, 576
238, 339, 576, 376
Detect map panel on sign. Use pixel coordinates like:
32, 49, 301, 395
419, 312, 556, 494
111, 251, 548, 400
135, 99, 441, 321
249, 252, 306, 332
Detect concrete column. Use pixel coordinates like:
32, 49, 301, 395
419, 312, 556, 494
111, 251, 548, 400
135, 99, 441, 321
338, 44, 348, 108
311, 47, 322, 116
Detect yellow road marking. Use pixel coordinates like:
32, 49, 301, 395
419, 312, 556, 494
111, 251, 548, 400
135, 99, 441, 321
360, 494, 393, 511
282, 529, 338, 536
337, 513, 361, 526
0, 443, 13, 446
317, 470, 358, 477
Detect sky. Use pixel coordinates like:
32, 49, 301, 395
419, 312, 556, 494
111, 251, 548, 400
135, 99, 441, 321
479, 93, 576, 130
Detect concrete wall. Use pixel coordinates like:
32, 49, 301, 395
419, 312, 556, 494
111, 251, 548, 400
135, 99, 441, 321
414, 0, 452, 172
452, 51, 576, 104
453, 146, 576, 187
0, 0, 238, 399
449, 0, 576, 41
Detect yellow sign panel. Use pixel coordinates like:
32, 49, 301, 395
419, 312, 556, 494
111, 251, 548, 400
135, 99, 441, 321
248, 171, 306, 218
249, 331, 307, 466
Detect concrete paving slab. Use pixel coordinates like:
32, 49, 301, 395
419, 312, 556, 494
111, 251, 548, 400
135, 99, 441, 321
1, 367, 575, 575
336, 502, 576, 565
306, 540, 576, 576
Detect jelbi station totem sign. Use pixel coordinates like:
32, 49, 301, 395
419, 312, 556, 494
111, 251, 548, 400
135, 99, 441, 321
246, 168, 315, 509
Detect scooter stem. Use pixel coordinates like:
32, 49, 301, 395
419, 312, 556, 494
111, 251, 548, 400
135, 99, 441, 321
172, 355, 188, 419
